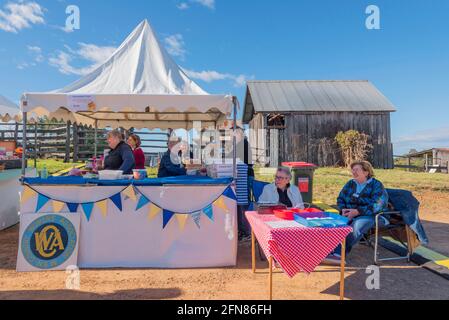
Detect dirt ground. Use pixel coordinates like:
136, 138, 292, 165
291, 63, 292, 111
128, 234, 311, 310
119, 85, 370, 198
1, 191, 448, 300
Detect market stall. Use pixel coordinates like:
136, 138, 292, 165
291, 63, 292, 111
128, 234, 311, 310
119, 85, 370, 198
17, 20, 240, 271
0, 95, 22, 230
20, 176, 237, 269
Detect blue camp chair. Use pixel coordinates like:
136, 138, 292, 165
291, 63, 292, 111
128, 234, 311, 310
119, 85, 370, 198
248, 179, 269, 210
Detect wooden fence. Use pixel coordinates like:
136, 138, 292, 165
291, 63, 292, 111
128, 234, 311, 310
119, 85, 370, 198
0, 122, 169, 165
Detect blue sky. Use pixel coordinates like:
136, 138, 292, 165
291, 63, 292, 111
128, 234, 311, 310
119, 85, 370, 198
0, 0, 448, 155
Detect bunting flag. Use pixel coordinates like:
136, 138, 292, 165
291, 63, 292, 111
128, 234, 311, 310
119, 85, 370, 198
36, 194, 50, 212
162, 209, 175, 229
202, 204, 214, 221
52, 200, 65, 213
81, 203, 94, 221
191, 211, 201, 229
213, 196, 229, 212
96, 200, 108, 217
176, 214, 189, 231
67, 203, 79, 213
222, 187, 237, 201
122, 185, 137, 201
148, 203, 161, 221
136, 194, 150, 211
110, 193, 122, 211
22, 184, 237, 230
21, 186, 36, 204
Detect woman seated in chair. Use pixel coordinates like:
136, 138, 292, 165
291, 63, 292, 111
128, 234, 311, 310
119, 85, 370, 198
259, 167, 304, 208
325, 160, 389, 264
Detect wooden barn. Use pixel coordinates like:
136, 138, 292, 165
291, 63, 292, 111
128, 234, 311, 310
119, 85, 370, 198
242, 80, 396, 168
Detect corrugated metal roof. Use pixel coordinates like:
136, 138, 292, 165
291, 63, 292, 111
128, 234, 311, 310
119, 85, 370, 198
243, 80, 396, 122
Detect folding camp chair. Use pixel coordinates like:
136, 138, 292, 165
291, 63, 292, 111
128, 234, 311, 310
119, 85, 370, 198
364, 189, 421, 265
370, 211, 415, 264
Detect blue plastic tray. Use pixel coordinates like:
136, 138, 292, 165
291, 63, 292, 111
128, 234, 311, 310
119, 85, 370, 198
294, 212, 349, 228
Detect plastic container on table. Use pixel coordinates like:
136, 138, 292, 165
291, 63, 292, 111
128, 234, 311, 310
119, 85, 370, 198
294, 212, 349, 228
99, 170, 123, 180
132, 169, 147, 180
273, 209, 296, 220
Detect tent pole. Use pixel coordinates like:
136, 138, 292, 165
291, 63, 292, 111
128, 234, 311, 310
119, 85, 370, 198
21, 111, 27, 181
34, 122, 37, 168
94, 120, 98, 158
233, 96, 237, 178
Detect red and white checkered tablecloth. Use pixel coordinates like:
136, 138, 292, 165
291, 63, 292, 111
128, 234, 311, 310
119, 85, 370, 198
245, 211, 352, 278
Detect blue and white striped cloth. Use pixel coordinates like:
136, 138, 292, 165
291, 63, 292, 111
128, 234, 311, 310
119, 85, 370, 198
235, 163, 249, 205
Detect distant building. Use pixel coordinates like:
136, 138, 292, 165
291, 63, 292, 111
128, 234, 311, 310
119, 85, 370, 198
242, 80, 396, 168
405, 148, 449, 173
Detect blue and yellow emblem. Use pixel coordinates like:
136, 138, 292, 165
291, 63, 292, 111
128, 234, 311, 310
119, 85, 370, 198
21, 214, 77, 269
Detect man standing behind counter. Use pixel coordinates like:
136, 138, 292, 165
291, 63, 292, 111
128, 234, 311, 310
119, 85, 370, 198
103, 130, 135, 174
157, 138, 187, 178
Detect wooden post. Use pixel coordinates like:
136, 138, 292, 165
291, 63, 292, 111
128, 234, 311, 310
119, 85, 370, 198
14, 122, 18, 143
251, 229, 256, 273
425, 154, 429, 172
64, 121, 71, 163
73, 122, 79, 163
339, 239, 346, 301
407, 157, 411, 172
268, 256, 273, 300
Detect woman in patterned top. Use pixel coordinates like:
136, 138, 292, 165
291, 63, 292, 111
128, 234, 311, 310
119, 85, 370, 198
324, 160, 389, 265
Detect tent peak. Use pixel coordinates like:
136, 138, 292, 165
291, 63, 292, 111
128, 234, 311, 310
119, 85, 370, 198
52, 19, 207, 95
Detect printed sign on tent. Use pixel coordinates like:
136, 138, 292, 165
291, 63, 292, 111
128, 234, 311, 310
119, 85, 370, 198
17, 213, 81, 272
67, 95, 96, 112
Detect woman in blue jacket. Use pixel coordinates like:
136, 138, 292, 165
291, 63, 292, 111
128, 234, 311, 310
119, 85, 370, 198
325, 160, 388, 264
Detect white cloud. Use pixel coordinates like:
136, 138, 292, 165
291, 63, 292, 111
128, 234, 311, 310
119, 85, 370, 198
0, 1, 45, 33
394, 126, 449, 154
191, 0, 215, 9
177, 2, 190, 10
177, 0, 215, 10
27, 45, 44, 62
164, 34, 187, 60
184, 69, 253, 88
49, 43, 117, 76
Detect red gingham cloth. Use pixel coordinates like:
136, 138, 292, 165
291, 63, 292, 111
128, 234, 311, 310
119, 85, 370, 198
245, 211, 352, 278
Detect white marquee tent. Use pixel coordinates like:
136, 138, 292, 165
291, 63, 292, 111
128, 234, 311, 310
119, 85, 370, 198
20, 19, 238, 175
21, 20, 235, 130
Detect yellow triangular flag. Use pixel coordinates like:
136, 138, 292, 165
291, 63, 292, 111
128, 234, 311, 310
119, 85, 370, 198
21, 186, 36, 204
148, 204, 161, 221
213, 196, 229, 212
96, 200, 108, 217
122, 185, 137, 201
176, 214, 189, 231
52, 200, 65, 213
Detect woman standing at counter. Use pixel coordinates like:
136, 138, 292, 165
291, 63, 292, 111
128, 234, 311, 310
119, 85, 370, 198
103, 130, 135, 174
127, 134, 145, 169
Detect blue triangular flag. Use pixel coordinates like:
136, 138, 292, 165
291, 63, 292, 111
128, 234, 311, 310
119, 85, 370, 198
110, 193, 122, 211
202, 204, 214, 221
67, 203, 79, 213
163, 209, 175, 229
36, 194, 50, 212
136, 194, 150, 211
223, 187, 237, 201
81, 203, 94, 221
191, 211, 201, 229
